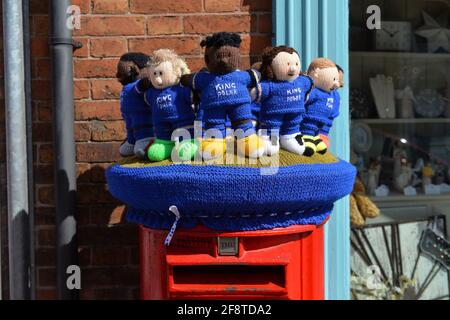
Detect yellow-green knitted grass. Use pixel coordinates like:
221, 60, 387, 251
119, 150, 338, 168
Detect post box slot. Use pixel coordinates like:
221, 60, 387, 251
172, 265, 286, 288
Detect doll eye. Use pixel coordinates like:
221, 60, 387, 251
159, 71, 163, 76
287, 62, 291, 66
153, 72, 157, 76
296, 62, 299, 66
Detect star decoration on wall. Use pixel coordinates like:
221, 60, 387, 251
415, 11, 450, 53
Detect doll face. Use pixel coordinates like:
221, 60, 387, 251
311, 67, 340, 92
271, 52, 301, 82
205, 46, 240, 74
149, 61, 179, 89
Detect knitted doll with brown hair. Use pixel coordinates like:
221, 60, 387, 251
257, 46, 315, 156
300, 58, 341, 155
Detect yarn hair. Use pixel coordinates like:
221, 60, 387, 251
260, 46, 299, 80
200, 32, 242, 48
151, 49, 191, 76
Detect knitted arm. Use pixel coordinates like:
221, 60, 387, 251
135, 78, 153, 93
258, 81, 271, 103
320, 92, 341, 135
180, 73, 195, 89
302, 75, 315, 103
246, 69, 261, 88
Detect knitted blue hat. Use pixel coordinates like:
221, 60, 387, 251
106, 152, 356, 232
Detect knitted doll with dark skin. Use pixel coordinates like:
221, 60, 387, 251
300, 58, 340, 155
140, 49, 198, 162
257, 46, 315, 157
181, 32, 264, 160
319, 64, 344, 149
116, 52, 155, 159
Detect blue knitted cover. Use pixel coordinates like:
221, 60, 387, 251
106, 156, 356, 231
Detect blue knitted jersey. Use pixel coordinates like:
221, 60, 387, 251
145, 84, 193, 121
120, 80, 154, 142
193, 70, 253, 108
144, 84, 195, 140
259, 75, 313, 115
301, 88, 338, 136
320, 89, 341, 135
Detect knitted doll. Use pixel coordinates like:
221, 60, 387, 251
257, 46, 315, 156
140, 49, 197, 162
300, 58, 340, 155
319, 64, 344, 149
117, 52, 155, 159
181, 32, 264, 160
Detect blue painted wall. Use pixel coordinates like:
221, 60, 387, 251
273, 0, 351, 300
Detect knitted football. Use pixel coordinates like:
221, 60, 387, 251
106, 151, 356, 232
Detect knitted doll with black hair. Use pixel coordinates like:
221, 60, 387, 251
300, 58, 340, 155
319, 64, 344, 149
142, 49, 197, 162
181, 32, 264, 160
257, 46, 315, 156
117, 52, 155, 158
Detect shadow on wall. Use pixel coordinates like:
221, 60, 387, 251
75, 164, 140, 300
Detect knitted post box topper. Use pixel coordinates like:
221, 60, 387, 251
181, 32, 264, 160
116, 52, 155, 159
142, 49, 197, 162
257, 46, 315, 157
319, 64, 344, 148
300, 58, 341, 155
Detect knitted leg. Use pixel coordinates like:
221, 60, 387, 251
201, 109, 228, 160
314, 136, 328, 155
319, 134, 330, 149
134, 137, 155, 159
301, 135, 317, 156
201, 138, 227, 160
227, 104, 265, 159
260, 135, 280, 157
350, 194, 365, 227
237, 133, 265, 159
119, 141, 135, 157
177, 139, 199, 161
280, 134, 306, 155
175, 127, 199, 161
120, 113, 136, 157
147, 139, 175, 162
354, 194, 380, 219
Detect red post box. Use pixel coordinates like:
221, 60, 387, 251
139, 223, 325, 300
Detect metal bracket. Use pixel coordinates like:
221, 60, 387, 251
50, 37, 83, 51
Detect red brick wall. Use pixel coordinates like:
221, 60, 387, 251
1, 0, 272, 299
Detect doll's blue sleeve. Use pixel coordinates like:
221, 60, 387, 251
301, 75, 315, 102
192, 72, 209, 91
330, 91, 341, 120
181, 85, 193, 106
301, 89, 321, 136
259, 81, 270, 102
246, 69, 261, 87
